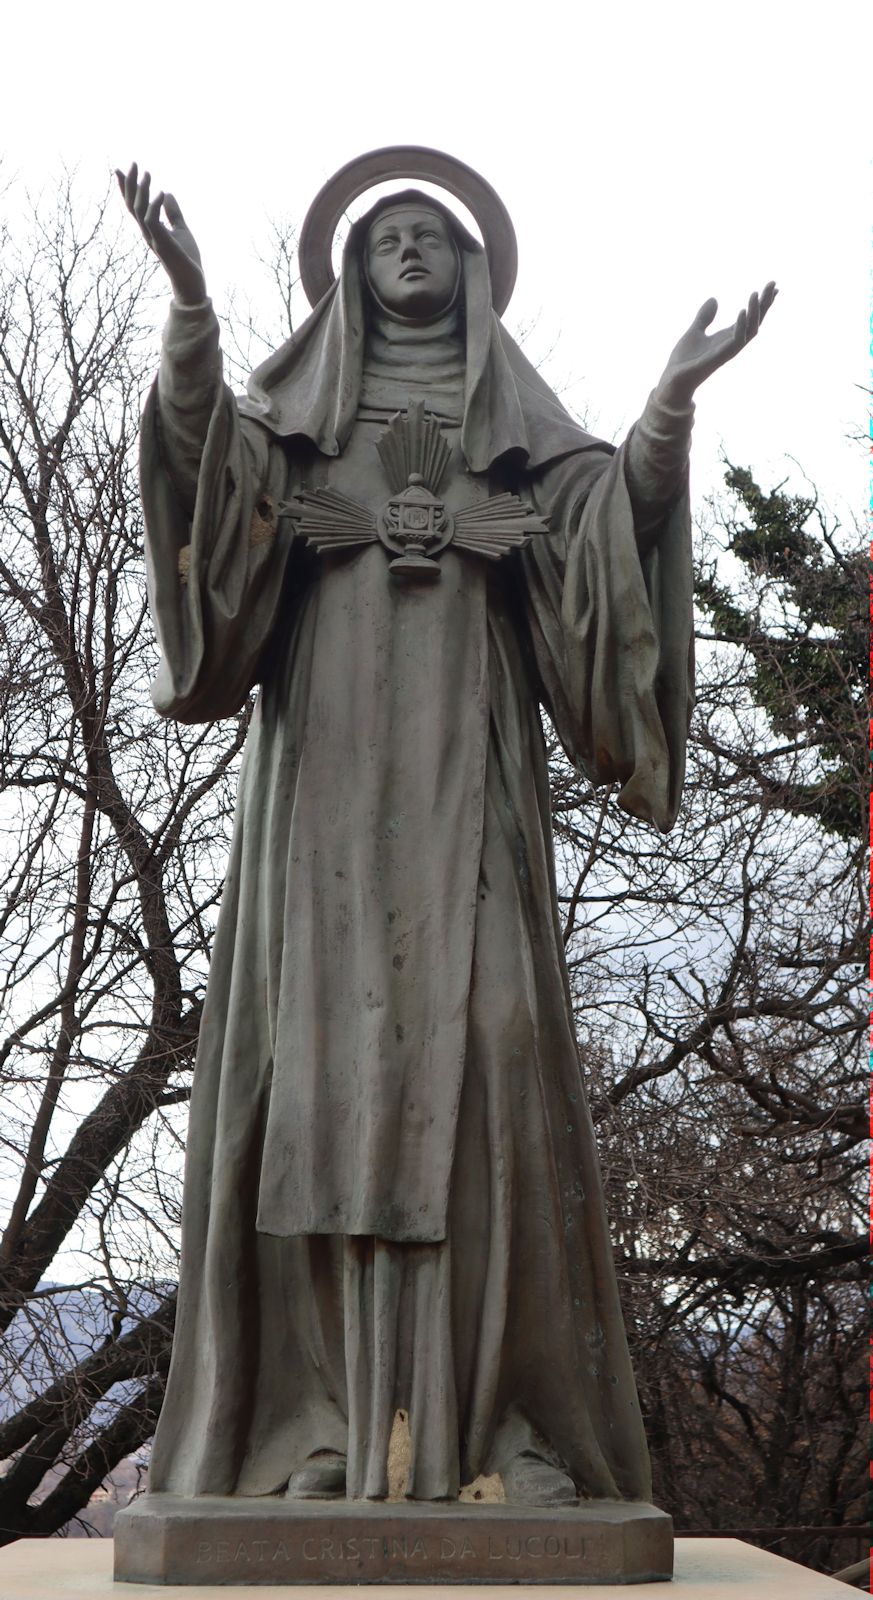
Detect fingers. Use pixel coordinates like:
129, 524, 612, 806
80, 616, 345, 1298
142, 191, 190, 278
740, 281, 778, 345
162, 193, 186, 228
116, 161, 141, 215
144, 190, 167, 241
693, 296, 718, 332
116, 165, 186, 260
132, 170, 152, 230
760, 280, 778, 320
116, 166, 190, 223
117, 162, 157, 250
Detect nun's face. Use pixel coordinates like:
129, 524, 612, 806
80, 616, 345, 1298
365, 207, 460, 319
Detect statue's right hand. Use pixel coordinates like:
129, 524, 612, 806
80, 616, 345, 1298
115, 163, 207, 307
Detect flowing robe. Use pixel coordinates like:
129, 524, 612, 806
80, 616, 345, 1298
142, 272, 693, 1502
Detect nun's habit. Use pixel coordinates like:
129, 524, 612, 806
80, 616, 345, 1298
143, 194, 694, 1502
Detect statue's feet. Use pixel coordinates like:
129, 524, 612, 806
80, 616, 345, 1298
501, 1452, 578, 1507
286, 1449, 347, 1499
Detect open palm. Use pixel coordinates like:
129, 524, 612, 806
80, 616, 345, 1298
660, 282, 777, 407
116, 163, 206, 307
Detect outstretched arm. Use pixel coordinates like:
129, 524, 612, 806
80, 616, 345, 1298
115, 166, 282, 722
627, 283, 778, 550
116, 163, 221, 511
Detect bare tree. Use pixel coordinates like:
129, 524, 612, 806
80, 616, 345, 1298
549, 468, 865, 1572
0, 177, 245, 1539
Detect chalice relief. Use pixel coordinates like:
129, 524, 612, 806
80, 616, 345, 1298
117, 149, 775, 1513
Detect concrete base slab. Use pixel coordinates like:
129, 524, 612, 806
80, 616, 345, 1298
0, 1535, 858, 1596
112, 1497, 672, 1585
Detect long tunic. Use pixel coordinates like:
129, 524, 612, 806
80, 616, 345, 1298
143, 294, 694, 1501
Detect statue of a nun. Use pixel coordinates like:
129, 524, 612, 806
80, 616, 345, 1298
117, 148, 774, 1509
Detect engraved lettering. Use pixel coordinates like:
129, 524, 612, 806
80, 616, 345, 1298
194, 1522, 584, 1573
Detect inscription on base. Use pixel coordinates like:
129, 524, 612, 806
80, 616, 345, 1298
114, 1496, 673, 1586
194, 1529, 589, 1571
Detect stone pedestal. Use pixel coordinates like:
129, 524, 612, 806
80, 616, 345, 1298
0, 1534, 860, 1596
113, 1496, 671, 1585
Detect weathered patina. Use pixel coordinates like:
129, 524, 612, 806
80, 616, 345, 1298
115, 149, 775, 1520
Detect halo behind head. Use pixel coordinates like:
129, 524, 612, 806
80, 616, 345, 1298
299, 146, 518, 316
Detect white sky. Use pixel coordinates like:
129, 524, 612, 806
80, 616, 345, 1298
2, 0, 870, 524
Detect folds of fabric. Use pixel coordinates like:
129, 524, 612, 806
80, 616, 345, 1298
141, 248, 692, 1503
523, 443, 694, 831
149, 604, 651, 1502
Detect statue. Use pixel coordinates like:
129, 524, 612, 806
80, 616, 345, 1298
113, 147, 775, 1582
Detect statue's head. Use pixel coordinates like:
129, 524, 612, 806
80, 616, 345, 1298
363, 200, 461, 321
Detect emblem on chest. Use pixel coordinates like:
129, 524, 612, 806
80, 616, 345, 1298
276, 403, 548, 581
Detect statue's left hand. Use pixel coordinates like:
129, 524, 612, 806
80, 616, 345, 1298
657, 282, 777, 408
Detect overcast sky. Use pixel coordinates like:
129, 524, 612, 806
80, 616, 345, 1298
3, 1, 870, 523
1, 0, 867, 1287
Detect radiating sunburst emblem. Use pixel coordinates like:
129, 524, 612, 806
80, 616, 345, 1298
277, 402, 548, 582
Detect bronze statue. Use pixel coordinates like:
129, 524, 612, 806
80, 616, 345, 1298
116, 147, 774, 1517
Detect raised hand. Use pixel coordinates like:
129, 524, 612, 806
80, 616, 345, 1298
658, 282, 778, 408
115, 163, 207, 307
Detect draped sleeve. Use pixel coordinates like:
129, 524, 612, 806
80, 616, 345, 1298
521, 441, 694, 832
140, 302, 296, 724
